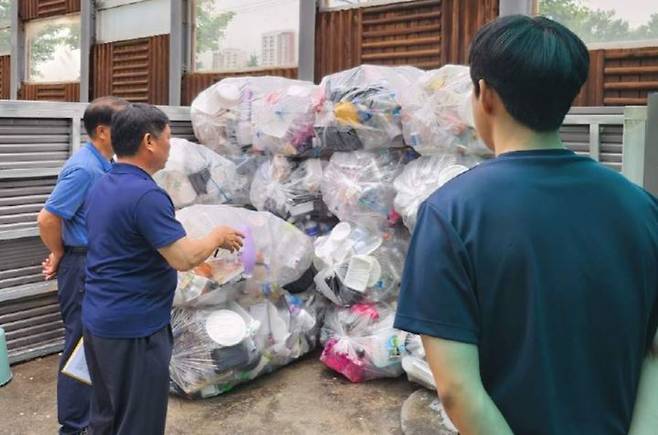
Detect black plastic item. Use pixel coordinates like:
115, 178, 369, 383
315, 125, 363, 152
211, 341, 261, 374
286, 265, 317, 294
188, 168, 212, 195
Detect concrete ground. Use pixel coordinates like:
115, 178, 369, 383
0, 351, 419, 435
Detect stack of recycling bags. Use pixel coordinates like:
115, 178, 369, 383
167, 204, 326, 399
177, 63, 492, 389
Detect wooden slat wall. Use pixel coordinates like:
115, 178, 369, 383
20, 0, 80, 20
315, 0, 497, 80
315, 7, 362, 82
0, 55, 10, 99
574, 47, 658, 106
361, 0, 441, 69
440, 0, 498, 65
19, 82, 80, 101
91, 34, 169, 105
181, 67, 298, 106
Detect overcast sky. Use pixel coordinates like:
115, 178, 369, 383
207, 0, 299, 58
580, 0, 658, 28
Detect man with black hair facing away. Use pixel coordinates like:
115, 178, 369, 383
37, 96, 129, 435
82, 103, 244, 434
395, 15, 658, 435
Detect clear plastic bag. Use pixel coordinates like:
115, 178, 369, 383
393, 155, 478, 231
400, 334, 436, 390
321, 149, 411, 229
170, 290, 324, 398
191, 76, 301, 156
315, 65, 423, 152
319, 303, 411, 382
251, 81, 323, 156
154, 138, 251, 208
249, 156, 333, 232
400, 65, 491, 157
313, 223, 409, 306
175, 204, 314, 305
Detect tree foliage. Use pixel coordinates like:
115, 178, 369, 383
539, 0, 658, 43
29, 21, 80, 79
195, 0, 235, 58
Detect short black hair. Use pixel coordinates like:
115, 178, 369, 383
111, 103, 170, 157
82, 96, 129, 138
469, 15, 589, 132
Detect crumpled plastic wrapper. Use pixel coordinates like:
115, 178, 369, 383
313, 223, 409, 306
394, 154, 481, 231
249, 156, 335, 235
251, 81, 323, 157
154, 138, 251, 208
315, 65, 423, 152
191, 76, 305, 156
174, 204, 314, 307
170, 290, 327, 398
321, 149, 413, 229
319, 302, 411, 382
400, 65, 490, 157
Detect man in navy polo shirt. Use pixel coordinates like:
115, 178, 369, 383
38, 96, 128, 435
82, 103, 244, 435
394, 16, 658, 435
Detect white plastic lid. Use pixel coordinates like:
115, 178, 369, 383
213, 84, 241, 108
205, 309, 247, 346
330, 222, 352, 242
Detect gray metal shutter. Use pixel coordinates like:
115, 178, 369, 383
560, 107, 625, 172
0, 118, 71, 172
169, 120, 197, 142
0, 292, 64, 364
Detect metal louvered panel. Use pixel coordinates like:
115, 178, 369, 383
0, 118, 72, 170
561, 107, 625, 172
0, 237, 50, 289
0, 292, 64, 364
169, 120, 197, 142
0, 177, 57, 233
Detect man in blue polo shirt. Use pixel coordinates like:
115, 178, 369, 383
82, 103, 244, 434
394, 16, 658, 435
37, 96, 128, 435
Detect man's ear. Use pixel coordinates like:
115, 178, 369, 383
478, 79, 496, 115
143, 133, 154, 152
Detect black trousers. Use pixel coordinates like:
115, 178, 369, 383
57, 251, 91, 434
83, 325, 173, 435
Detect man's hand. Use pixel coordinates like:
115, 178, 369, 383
42, 252, 63, 280
213, 226, 244, 253
158, 226, 245, 271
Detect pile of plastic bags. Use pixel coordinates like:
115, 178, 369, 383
400, 64, 490, 157
170, 290, 326, 398
319, 302, 409, 383
249, 156, 335, 234
164, 63, 492, 393
154, 138, 252, 208
315, 65, 423, 152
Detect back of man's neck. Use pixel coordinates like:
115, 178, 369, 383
115, 158, 154, 176
493, 125, 563, 156
90, 140, 114, 161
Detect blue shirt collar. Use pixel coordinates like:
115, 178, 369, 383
111, 162, 153, 180
85, 142, 113, 172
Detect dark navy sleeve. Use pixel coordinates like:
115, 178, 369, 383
45, 167, 93, 219
394, 201, 480, 344
134, 189, 187, 249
